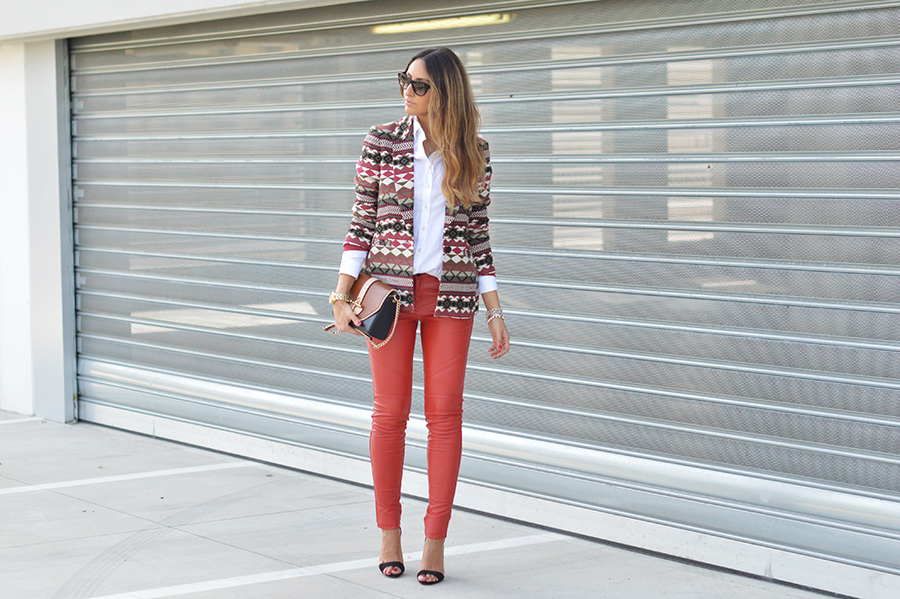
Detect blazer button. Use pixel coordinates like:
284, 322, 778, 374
444, 246, 451, 253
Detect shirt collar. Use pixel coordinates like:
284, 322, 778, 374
412, 116, 427, 160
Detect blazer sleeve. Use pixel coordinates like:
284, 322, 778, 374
343, 128, 384, 252
468, 139, 497, 278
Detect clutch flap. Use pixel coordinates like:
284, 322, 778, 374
350, 274, 397, 320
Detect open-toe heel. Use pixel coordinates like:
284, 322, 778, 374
378, 528, 403, 578
418, 536, 445, 585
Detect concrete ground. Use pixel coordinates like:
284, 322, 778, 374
0, 410, 833, 599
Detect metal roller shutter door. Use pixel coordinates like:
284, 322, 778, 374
71, 0, 900, 591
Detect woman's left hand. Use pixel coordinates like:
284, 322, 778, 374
487, 317, 510, 359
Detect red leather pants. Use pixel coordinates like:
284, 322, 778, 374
367, 274, 474, 540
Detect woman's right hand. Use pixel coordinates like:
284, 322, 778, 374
332, 301, 365, 335
331, 273, 364, 335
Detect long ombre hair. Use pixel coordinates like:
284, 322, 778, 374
407, 48, 485, 210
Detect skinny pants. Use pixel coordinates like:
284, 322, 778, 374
367, 274, 474, 540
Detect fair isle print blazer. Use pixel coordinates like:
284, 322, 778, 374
343, 115, 496, 317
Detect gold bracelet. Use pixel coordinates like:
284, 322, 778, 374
329, 291, 352, 305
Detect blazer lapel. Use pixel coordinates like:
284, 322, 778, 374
394, 115, 416, 224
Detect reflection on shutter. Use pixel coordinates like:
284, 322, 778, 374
72, 0, 900, 583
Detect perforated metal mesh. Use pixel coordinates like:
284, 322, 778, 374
72, 0, 900, 572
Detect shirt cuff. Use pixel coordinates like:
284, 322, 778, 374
478, 275, 498, 295
339, 250, 367, 278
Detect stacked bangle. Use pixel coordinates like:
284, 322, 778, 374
485, 307, 504, 324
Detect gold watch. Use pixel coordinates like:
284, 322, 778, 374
329, 291, 352, 305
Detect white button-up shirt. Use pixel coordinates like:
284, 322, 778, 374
340, 117, 497, 295
412, 116, 446, 280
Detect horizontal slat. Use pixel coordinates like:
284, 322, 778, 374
76, 180, 351, 191
76, 224, 341, 244
80, 331, 367, 380
74, 230, 900, 277
495, 246, 900, 276
79, 315, 900, 454
65, 202, 900, 250
496, 218, 900, 238
465, 363, 900, 428
78, 305, 900, 394
75, 204, 349, 217
77, 286, 900, 355
77, 328, 900, 480
73, 179, 900, 199
78, 290, 325, 324
504, 276, 900, 314
76, 260, 900, 314
69, 0, 582, 53
70, 202, 900, 238
68, 113, 900, 146
76, 251, 332, 277
75, 157, 357, 165
93, 302, 900, 386
74, 342, 890, 457
70, 34, 900, 95
493, 185, 900, 199
76, 267, 324, 295
67, 0, 900, 62
73, 151, 900, 163
73, 128, 369, 141
70, 74, 900, 121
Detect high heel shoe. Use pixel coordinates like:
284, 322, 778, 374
379, 528, 404, 578
417, 537, 445, 585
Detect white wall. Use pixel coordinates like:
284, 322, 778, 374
0, 40, 74, 421
25, 40, 76, 423
0, 43, 34, 416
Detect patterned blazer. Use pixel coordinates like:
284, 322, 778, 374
343, 115, 496, 317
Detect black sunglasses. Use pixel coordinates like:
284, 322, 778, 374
398, 72, 431, 96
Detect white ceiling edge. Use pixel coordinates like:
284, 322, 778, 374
0, 0, 368, 44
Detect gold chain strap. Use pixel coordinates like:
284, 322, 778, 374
368, 296, 401, 349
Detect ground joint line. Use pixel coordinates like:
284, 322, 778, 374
88, 534, 564, 599
0, 417, 42, 425
0, 462, 252, 495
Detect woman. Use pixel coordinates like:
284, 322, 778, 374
330, 47, 509, 585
